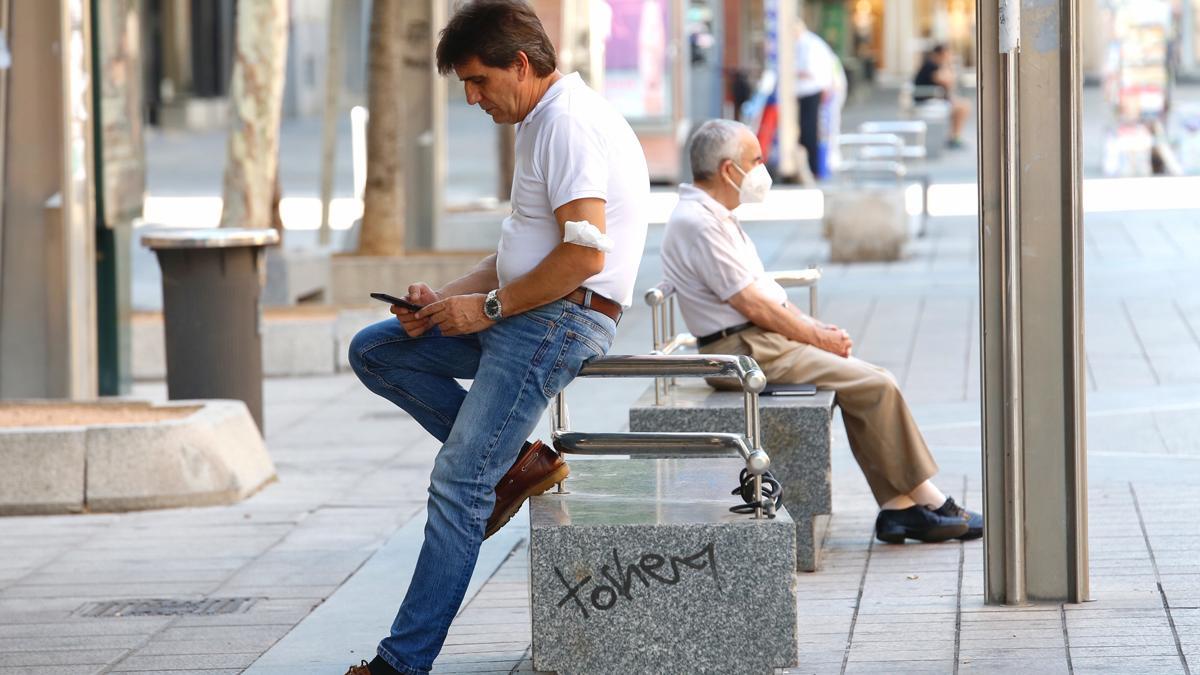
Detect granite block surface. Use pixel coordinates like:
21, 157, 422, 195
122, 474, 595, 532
629, 382, 835, 571
529, 458, 797, 675
0, 429, 86, 514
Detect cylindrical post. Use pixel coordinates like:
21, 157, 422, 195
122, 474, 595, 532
999, 49, 1025, 606
552, 391, 569, 433
667, 298, 678, 390
743, 391, 762, 449
753, 474, 763, 520
318, 0, 346, 245
744, 390, 764, 518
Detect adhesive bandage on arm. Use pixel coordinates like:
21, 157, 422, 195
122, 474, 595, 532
563, 220, 614, 253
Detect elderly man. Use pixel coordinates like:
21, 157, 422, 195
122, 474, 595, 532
661, 119, 980, 545
345, 2, 648, 673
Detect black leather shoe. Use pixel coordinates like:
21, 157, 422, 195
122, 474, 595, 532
875, 504, 969, 544
934, 496, 983, 540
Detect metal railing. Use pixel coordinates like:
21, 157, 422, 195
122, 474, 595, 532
644, 268, 821, 404
550, 353, 776, 518
857, 121, 932, 234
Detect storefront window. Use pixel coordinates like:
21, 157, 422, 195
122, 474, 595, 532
602, 0, 674, 122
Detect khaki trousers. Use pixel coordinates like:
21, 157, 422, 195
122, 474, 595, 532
701, 326, 938, 505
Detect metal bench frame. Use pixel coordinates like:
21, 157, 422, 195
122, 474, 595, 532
858, 121, 932, 235
550, 353, 776, 518
644, 268, 821, 404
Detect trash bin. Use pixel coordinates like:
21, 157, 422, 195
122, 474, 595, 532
141, 228, 280, 432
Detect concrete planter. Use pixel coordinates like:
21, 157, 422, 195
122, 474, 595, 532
330, 253, 487, 306
0, 399, 275, 515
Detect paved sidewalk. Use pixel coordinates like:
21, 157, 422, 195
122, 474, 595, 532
5, 196, 1200, 673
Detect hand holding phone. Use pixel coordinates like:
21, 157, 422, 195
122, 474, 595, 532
370, 292, 424, 312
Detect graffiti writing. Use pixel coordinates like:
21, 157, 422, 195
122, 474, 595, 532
553, 542, 721, 619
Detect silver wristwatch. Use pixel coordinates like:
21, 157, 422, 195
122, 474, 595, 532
483, 289, 503, 321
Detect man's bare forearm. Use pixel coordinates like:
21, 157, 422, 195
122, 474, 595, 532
437, 254, 500, 297
750, 301, 821, 345
496, 243, 604, 316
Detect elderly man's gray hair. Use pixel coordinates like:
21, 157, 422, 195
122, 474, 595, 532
688, 119, 749, 182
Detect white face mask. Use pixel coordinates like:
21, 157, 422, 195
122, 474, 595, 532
725, 161, 773, 204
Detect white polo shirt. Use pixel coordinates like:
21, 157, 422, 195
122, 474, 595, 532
794, 31, 837, 98
660, 184, 788, 337
497, 73, 650, 308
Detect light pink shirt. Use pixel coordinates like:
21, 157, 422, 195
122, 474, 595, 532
660, 184, 788, 337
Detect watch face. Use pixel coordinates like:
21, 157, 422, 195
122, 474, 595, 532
485, 293, 502, 319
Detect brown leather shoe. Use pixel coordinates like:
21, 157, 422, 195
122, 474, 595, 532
485, 440, 568, 539
344, 660, 371, 675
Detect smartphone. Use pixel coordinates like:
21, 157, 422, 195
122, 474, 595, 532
760, 383, 818, 397
370, 292, 424, 312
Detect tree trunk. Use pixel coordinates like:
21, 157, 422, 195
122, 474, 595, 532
357, 0, 405, 255
318, 0, 347, 245
220, 0, 289, 231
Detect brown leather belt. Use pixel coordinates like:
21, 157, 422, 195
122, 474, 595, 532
563, 287, 622, 324
696, 321, 755, 347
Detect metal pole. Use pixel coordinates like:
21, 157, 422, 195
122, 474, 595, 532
667, 297, 678, 391
999, 49, 1025, 606
552, 390, 569, 493
979, 0, 1087, 604
652, 302, 664, 404
744, 390, 763, 519
0, 0, 11, 317
318, 0, 346, 245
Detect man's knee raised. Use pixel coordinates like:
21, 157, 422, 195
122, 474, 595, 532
347, 326, 376, 376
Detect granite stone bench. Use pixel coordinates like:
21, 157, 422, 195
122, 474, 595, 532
630, 382, 835, 572
528, 458, 797, 675
639, 277, 836, 572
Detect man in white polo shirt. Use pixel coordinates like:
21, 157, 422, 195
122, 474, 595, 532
345, 2, 648, 674
661, 119, 981, 549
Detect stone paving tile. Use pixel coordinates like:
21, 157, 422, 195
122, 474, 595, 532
134, 637, 294, 656
0, 662, 106, 667
107, 652, 261, 671
844, 661, 955, 674
0, 617, 169, 638
956, 646, 1070, 662
0, 634, 145, 652
1071, 655, 1188, 673
0, 648, 127, 668
1071, 644, 1184, 658
151, 624, 296, 644
957, 657, 1071, 674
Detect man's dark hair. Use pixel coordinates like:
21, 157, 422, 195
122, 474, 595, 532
436, 0, 557, 77
931, 44, 948, 56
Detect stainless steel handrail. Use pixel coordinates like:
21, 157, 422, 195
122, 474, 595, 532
552, 431, 771, 476
579, 354, 766, 392
552, 351, 777, 518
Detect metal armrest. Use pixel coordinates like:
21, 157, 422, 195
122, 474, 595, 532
837, 159, 908, 178
861, 145, 927, 162
836, 132, 904, 151
579, 354, 766, 393
769, 268, 821, 288
861, 120, 928, 136
552, 431, 770, 474
644, 282, 676, 308
659, 333, 696, 355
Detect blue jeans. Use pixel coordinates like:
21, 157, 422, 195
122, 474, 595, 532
347, 300, 616, 674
